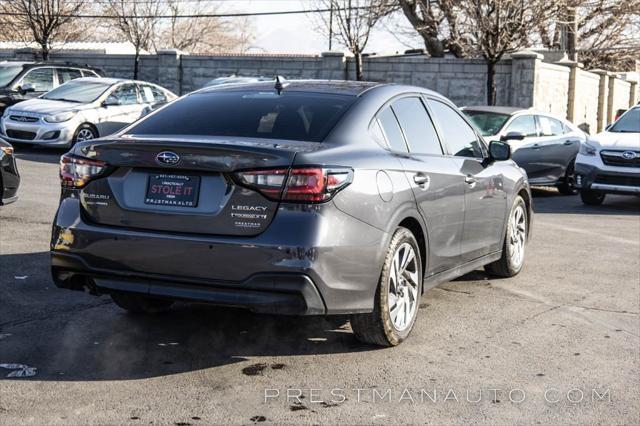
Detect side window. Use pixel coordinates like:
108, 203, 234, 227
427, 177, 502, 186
369, 119, 388, 149
427, 100, 484, 158
82, 70, 100, 78
22, 68, 54, 91
539, 116, 564, 136
111, 84, 139, 105
506, 115, 538, 137
150, 86, 167, 103
377, 106, 408, 152
391, 97, 442, 155
57, 68, 82, 84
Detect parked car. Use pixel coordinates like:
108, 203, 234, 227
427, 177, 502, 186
0, 77, 176, 148
0, 138, 19, 205
574, 105, 640, 205
51, 80, 532, 347
202, 76, 272, 88
0, 61, 100, 115
463, 106, 585, 195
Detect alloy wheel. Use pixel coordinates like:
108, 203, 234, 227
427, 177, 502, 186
509, 205, 526, 269
76, 128, 95, 142
388, 243, 419, 331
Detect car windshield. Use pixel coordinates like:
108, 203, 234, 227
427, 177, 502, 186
610, 108, 640, 133
0, 64, 23, 87
42, 81, 111, 103
463, 110, 511, 136
126, 91, 356, 142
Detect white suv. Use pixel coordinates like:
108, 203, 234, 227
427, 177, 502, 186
575, 105, 640, 205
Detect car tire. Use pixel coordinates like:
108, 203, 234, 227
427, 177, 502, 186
485, 195, 528, 278
580, 189, 605, 205
557, 159, 578, 195
350, 227, 423, 347
72, 124, 97, 146
110, 292, 173, 315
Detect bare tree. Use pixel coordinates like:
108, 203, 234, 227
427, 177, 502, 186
0, 0, 87, 60
538, 0, 640, 71
397, 0, 470, 57
314, 0, 396, 81
462, 0, 549, 105
100, 0, 162, 79
157, 0, 253, 54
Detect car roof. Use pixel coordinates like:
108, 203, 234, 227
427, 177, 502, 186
0, 61, 97, 70
462, 105, 524, 115
66, 77, 161, 86
197, 79, 384, 96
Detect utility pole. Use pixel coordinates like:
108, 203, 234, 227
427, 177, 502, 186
566, 5, 577, 61
329, 2, 334, 50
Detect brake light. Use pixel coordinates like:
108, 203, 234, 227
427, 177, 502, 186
60, 154, 107, 188
234, 167, 352, 202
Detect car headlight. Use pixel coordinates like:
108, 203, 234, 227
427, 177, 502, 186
579, 141, 598, 156
44, 111, 76, 123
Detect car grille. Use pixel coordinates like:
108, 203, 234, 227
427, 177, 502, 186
594, 174, 640, 187
9, 115, 39, 123
6, 129, 37, 140
600, 150, 640, 168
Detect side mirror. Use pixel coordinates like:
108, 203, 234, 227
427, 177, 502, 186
103, 96, 120, 107
18, 83, 36, 95
500, 131, 526, 142
489, 140, 511, 162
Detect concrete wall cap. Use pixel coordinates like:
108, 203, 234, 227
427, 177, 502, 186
511, 50, 544, 60
321, 51, 345, 57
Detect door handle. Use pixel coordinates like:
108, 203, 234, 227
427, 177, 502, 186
532, 144, 541, 150
413, 173, 430, 187
563, 140, 574, 145
464, 175, 477, 188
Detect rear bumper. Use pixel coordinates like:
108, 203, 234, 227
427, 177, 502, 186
52, 252, 325, 315
51, 197, 389, 315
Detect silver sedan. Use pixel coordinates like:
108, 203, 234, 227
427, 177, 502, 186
0, 77, 176, 148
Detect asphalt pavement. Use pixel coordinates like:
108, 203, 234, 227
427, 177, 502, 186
1, 148, 638, 425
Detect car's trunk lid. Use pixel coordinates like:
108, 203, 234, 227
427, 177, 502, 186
77, 136, 320, 236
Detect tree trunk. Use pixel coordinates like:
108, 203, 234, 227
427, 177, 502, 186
355, 51, 364, 81
40, 42, 49, 61
133, 48, 140, 80
486, 60, 497, 106
423, 36, 445, 57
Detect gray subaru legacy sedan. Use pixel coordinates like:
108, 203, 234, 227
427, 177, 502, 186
51, 80, 532, 346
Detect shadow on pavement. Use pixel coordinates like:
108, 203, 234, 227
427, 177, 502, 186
11, 144, 66, 165
0, 251, 375, 382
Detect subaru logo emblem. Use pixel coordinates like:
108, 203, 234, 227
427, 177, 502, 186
622, 151, 637, 160
156, 151, 180, 165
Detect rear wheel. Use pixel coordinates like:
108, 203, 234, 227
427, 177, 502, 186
350, 227, 422, 347
111, 292, 173, 315
557, 159, 578, 195
72, 124, 97, 146
485, 196, 527, 277
580, 189, 605, 205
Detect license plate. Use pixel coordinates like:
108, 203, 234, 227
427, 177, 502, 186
145, 174, 200, 207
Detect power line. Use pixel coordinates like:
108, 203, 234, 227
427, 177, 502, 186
0, 7, 360, 19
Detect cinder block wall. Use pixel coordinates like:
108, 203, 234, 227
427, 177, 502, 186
2, 48, 637, 133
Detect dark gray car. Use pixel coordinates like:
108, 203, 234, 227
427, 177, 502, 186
51, 80, 532, 346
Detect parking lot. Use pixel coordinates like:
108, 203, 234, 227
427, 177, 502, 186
1, 148, 638, 424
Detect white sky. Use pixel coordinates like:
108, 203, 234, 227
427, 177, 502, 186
223, 0, 421, 54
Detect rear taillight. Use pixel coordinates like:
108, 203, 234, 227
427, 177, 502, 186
234, 167, 352, 203
60, 154, 107, 188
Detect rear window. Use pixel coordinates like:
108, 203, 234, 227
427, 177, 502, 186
127, 91, 356, 142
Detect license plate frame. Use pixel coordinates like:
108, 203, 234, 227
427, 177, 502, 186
144, 173, 200, 208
